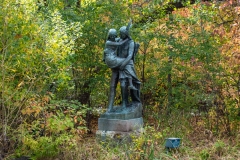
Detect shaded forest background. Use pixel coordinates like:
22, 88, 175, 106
0, 0, 239, 159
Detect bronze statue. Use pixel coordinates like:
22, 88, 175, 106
103, 20, 141, 112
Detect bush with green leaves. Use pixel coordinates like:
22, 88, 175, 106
0, 0, 81, 156
13, 99, 88, 160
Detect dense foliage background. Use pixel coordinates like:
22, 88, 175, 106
0, 0, 239, 159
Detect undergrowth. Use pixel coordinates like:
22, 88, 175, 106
10, 108, 239, 160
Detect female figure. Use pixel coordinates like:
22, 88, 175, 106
103, 29, 137, 91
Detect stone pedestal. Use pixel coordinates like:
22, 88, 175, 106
97, 102, 143, 142
98, 117, 143, 132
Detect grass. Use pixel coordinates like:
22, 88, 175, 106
56, 133, 240, 160
51, 110, 240, 160
10, 109, 240, 160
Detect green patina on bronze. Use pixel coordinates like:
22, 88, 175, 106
102, 19, 142, 118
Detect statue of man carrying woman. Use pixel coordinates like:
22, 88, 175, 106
103, 20, 141, 112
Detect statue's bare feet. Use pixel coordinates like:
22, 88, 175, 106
128, 85, 138, 90
121, 104, 127, 111
107, 107, 113, 113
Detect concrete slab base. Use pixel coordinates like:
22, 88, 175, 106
96, 128, 144, 143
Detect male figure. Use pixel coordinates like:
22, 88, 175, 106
117, 25, 141, 109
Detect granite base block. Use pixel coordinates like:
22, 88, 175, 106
98, 117, 143, 132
